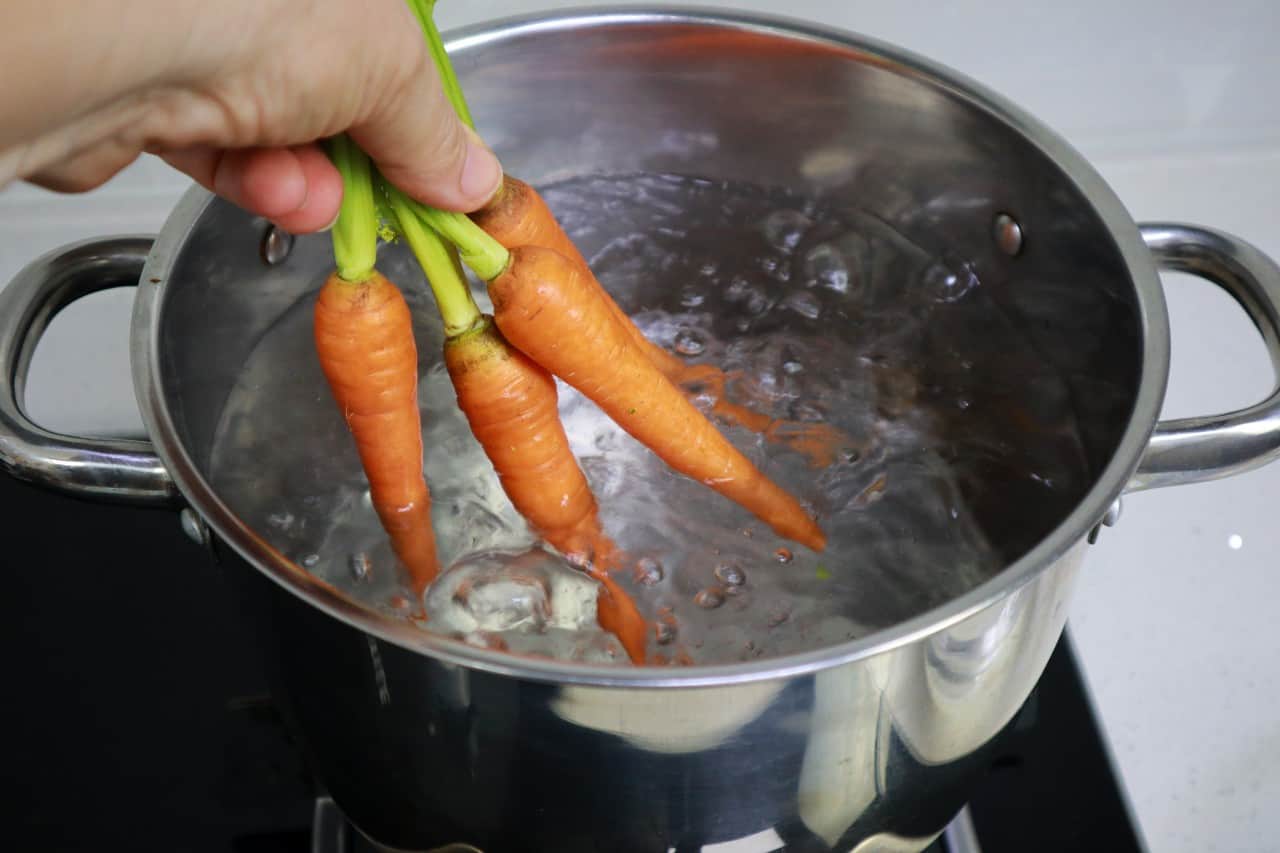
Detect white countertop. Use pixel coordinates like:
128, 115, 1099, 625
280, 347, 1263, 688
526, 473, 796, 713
2, 3, 1278, 850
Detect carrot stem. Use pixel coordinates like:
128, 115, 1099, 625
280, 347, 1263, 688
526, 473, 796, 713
409, 0, 475, 129
406, 201, 510, 282
326, 135, 378, 282
400, 2, 508, 280
383, 182, 482, 337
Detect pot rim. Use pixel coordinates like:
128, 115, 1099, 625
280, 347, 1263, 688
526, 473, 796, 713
131, 6, 1169, 688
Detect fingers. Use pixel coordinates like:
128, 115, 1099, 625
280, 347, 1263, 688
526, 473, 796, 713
348, 52, 502, 213
215, 147, 308, 219
161, 143, 342, 233
271, 146, 343, 234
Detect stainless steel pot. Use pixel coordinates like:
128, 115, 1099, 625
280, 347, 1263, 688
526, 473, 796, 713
4, 9, 1280, 852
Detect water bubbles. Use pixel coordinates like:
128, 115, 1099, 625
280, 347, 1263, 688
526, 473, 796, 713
714, 562, 747, 587
725, 277, 771, 316
674, 329, 707, 356
725, 276, 753, 300
803, 242, 851, 294
634, 557, 665, 586
349, 552, 372, 581
694, 588, 726, 610
302, 553, 320, 568
761, 209, 812, 251
459, 575, 550, 632
267, 511, 294, 530
791, 400, 827, 422
781, 290, 822, 320
745, 290, 772, 316
211, 170, 1077, 668
423, 550, 604, 636
921, 254, 980, 303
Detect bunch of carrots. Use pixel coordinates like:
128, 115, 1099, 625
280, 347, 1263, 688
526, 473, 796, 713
311, 0, 829, 664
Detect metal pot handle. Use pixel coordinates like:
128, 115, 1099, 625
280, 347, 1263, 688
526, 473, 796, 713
1130, 223, 1280, 491
0, 236, 179, 506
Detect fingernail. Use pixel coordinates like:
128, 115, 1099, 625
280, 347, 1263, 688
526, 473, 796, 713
318, 210, 340, 232
459, 127, 503, 206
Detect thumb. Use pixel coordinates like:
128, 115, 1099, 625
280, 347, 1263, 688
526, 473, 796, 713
349, 52, 502, 213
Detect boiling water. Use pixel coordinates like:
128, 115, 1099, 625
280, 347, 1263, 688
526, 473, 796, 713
209, 173, 1091, 666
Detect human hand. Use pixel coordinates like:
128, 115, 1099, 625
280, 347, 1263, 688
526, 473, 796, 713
0, 0, 502, 233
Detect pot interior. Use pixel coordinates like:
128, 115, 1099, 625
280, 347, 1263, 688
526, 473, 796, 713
152, 15, 1142, 667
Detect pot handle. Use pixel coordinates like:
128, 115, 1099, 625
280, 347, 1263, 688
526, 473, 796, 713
1130, 223, 1280, 491
0, 236, 179, 506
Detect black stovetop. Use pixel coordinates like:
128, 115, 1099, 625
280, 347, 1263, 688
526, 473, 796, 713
1, 473, 1147, 852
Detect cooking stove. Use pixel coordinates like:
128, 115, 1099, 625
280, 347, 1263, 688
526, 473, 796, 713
2, 472, 1147, 852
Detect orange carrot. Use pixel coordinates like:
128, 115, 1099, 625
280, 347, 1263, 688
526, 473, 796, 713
473, 175, 687, 378
444, 316, 608, 560
444, 322, 648, 662
594, 573, 648, 664
314, 270, 440, 591
412, 3, 848, 472
489, 246, 826, 552
473, 176, 854, 469
399, 198, 827, 551
387, 184, 649, 662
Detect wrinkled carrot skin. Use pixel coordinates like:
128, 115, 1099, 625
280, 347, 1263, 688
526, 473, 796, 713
444, 317, 648, 662
473, 176, 852, 469
314, 271, 440, 591
444, 317, 605, 559
490, 246, 826, 553
473, 176, 687, 378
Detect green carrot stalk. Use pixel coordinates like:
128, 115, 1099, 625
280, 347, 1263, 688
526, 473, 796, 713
405, 0, 474, 128
397, 196, 510, 282
382, 181, 482, 337
326, 134, 378, 281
